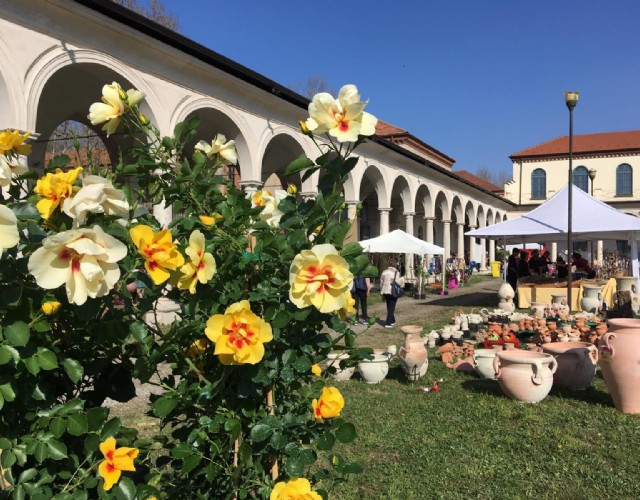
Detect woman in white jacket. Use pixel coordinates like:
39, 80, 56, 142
379, 263, 405, 328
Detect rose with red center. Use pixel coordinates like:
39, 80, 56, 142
312, 386, 345, 423
130, 224, 185, 285
178, 229, 216, 293
205, 300, 273, 365
33, 167, 83, 220
304, 84, 377, 143
270, 478, 322, 500
289, 243, 353, 313
28, 225, 126, 305
97, 437, 138, 491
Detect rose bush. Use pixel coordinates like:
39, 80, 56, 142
0, 81, 378, 498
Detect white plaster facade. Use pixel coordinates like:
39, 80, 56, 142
0, 0, 512, 273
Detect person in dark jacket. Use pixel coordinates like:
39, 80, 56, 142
506, 248, 520, 293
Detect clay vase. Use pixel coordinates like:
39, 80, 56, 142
399, 325, 429, 381
531, 302, 546, 319
493, 350, 557, 403
598, 319, 640, 413
580, 284, 603, 314
473, 349, 498, 380
541, 341, 598, 390
358, 354, 390, 384
615, 276, 640, 314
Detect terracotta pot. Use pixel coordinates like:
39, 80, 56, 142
493, 350, 557, 403
541, 341, 598, 390
473, 349, 498, 380
400, 325, 428, 381
358, 354, 390, 384
546, 320, 557, 330
598, 319, 640, 413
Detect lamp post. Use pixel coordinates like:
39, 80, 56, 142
588, 168, 597, 196
565, 91, 579, 311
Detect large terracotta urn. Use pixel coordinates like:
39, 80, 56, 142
615, 276, 640, 314
541, 341, 598, 390
598, 319, 640, 413
493, 350, 557, 403
473, 349, 498, 380
399, 325, 428, 381
580, 284, 603, 314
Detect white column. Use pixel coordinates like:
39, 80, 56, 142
468, 225, 477, 264
597, 240, 604, 266
443, 220, 451, 259
425, 216, 435, 272
551, 242, 558, 262
457, 223, 465, 259
240, 180, 263, 196
489, 239, 495, 264
299, 191, 317, 201
404, 212, 415, 280
480, 238, 487, 271
379, 207, 391, 234
345, 201, 359, 243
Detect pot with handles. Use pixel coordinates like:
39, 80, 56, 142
541, 341, 598, 390
493, 350, 557, 403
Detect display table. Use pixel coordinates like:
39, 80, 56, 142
517, 280, 582, 311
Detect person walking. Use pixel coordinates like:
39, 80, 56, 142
380, 262, 405, 328
352, 275, 372, 324
506, 248, 520, 294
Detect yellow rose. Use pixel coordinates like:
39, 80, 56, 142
312, 386, 345, 423
41, 301, 61, 315
337, 291, 356, 320
177, 230, 217, 294
130, 225, 185, 285
270, 478, 322, 500
199, 213, 224, 226
0, 129, 32, 156
289, 244, 353, 313
311, 364, 322, 377
97, 437, 138, 491
205, 300, 273, 365
33, 167, 83, 220
88, 82, 145, 137
287, 183, 298, 195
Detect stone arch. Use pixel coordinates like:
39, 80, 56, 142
358, 164, 386, 239
259, 130, 308, 192
414, 184, 434, 243
389, 174, 411, 232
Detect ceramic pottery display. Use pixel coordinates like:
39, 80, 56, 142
399, 325, 428, 381
325, 353, 355, 381
493, 350, 557, 403
615, 276, 639, 314
598, 319, 640, 413
358, 353, 390, 384
473, 348, 498, 380
531, 302, 546, 319
541, 341, 598, 390
580, 284, 603, 314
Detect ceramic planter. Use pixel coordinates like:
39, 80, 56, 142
473, 348, 498, 380
541, 341, 598, 390
598, 319, 640, 413
399, 325, 428, 381
358, 354, 390, 384
615, 276, 639, 314
580, 284, 603, 314
325, 353, 355, 381
493, 350, 557, 403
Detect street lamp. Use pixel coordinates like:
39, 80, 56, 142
565, 91, 579, 310
588, 168, 597, 196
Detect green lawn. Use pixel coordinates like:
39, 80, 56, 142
331, 313, 640, 499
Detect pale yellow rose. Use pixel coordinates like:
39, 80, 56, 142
305, 84, 377, 143
0, 129, 32, 156
0, 155, 28, 192
88, 82, 145, 137
130, 225, 184, 285
63, 175, 129, 227
204, 300, 273, 365
177, 229, 217, 294
194, 134, 238, 165
312, 386, 345, 423
28, 225, 127, 305
289, 244, 353, 313
270, 478, 322, 500
250, 189, 287, 227
33, 167, 83, 220
0, 204, 19, 252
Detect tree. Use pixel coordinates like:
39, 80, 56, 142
291, 75, 335, 99
475, 166, 511, 187
114, 0, 180, 31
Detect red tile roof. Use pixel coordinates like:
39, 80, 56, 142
375, 120, 455, 167
511, 130, 640, 158
453, 170, 503, 194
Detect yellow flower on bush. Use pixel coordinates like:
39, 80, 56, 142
187, 338, 209, 359
195, 134, 238, 165
41, 301, 61, 315
130, 225, 184, 285
28, 226, 127, 306
98, 437, 139, 491
305, 84, 377, 143
311, 364, 322, 377
289, 243, 353, 313
33, 167, 83, 220
0, 155, 28, 192
88, 82, 145, 137
0, 204, 19, 253
337, 291, 356, 320
312, 386, 345, 423
199, 213, 224, 226
178, 230, 217, 294
270, 478, 322, 500
0, 129, 32, 156
250, 189, 287, 228
205, 300, 272, 365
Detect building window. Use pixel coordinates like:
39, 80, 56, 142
531, 168, 546, 199
616, 164, 633, 196
573, 166, 588, 192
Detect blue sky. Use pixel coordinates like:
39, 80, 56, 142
161, 0, 640, 180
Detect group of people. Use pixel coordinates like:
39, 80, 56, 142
506, 248, 596, 293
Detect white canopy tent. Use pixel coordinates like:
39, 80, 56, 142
466, 184, 640, 280
358, 230, 446, 293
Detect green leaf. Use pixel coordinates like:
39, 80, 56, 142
46, 439, 68, 460
6, 321, 30, 347
250, 424, 272, 442
0, 382, 15, 402
113, 477, 136, 500
11, 202, 40, 220
87, 408, 107, 432
171, 443, 194, 459
34, 441, 48, 463
63, 358, 84, 384
269, 432, 288, 450
100, 418, 122, 439
0, 438, 11, 449
272, 310, 291, 329
151, 395, 178, 418
181, 454, 202, 474
66, 413, 88, 436
48, 154, 70, 169
284, 155, 315, 176
0, 346, 12, 365
315, 432, 336, 451
24, 356, 40, 376
36, 348, 58, 370
129, 321, 147, 343
341, 242, 364, 257
335, 422, 357, 443
0, 449, 15, 468
49, 418, 66, 438
17, 468, 38, 484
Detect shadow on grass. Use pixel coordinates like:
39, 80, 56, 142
460, 377, 504, 397
548, 385, 614, 407
422, 291, 497, 308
